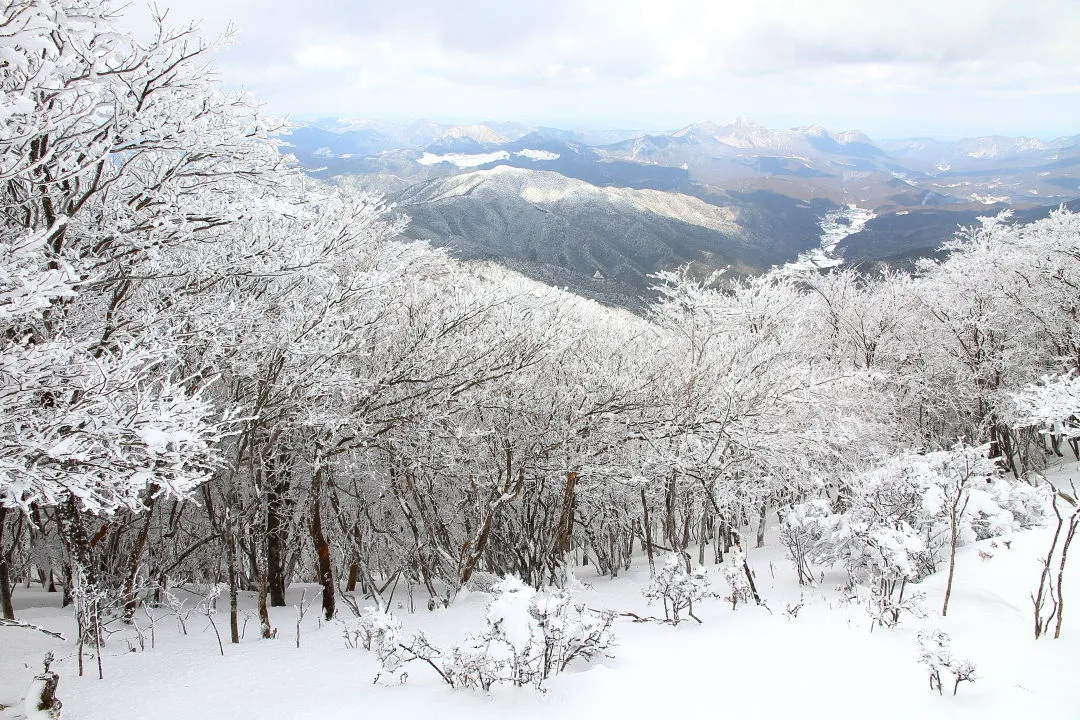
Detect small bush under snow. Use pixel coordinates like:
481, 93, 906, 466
644, 553, 714, 624
376, 576, 616, 690
917, 629, 978, 696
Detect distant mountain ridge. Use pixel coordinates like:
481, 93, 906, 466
395, 165, 823, 308
283, 116, 1080, 308
286, 116, 1080, 208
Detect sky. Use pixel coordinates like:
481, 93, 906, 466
138, 0, 1080, 140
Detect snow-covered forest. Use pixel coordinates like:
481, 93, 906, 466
2, 3, 1080, 718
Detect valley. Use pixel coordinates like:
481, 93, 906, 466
284, 117, 1080, 305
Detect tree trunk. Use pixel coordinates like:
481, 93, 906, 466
551, 471, 578, 581
308, 455, 335, 621
461, 466, 525, 586
122, 493, 158, 619
266, 452, 291, 607
345, 563, 359, 593
736, 539, 762, 604
698, 510, 707, 566
1034, 500, 1065, 639
26, 666, 61, 719
641, 487, 655, 574
225, 509, 240, 644
664, 472, 677, 550
257, 563, 273, 638
57, 497, 93, 607
756, 503, 767, 549
0, 506, 14, 620
942, 503, 959, 617
1054, 510, 1079, 638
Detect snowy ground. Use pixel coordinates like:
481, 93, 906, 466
782, 204, 877, 273
3, 464, 1079, 719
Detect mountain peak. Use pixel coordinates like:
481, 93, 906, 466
671, 121, 722, 139
833, 129, 874, 145
440, 124, 509, 145
730, 115, 762, 128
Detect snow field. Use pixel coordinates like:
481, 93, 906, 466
3, 468, 1078, 720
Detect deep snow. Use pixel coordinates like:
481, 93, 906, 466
2, 463, 1078, 720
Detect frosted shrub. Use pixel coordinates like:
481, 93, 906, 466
391, 576, 615, 690
644, 553, 713, 624
529, 587, 616, 679
442, 641, 507, 691
722, 548, 754, 610
861, 524, 928, 628
917, 630, 977, 695
481, 576, 540, 686
342, 605, 406, 680
974, 480, 1045, 537
481, 577, 615, 687
464, 570, 502, 593
788, 479, 927, 627
342, 604, 403, 653
797, 446, 1034, 626
779, 500, 830, 585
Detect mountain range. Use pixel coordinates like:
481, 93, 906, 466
282, 117, 1080, 307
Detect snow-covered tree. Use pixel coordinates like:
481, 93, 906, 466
1011, 373, 1080, 442
0, 0, 289, 622
644, 553, 713, 623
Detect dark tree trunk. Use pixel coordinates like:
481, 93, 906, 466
739, 541, 762, 604
225, 509, 240, 644
550, 471, 578, 582
266, 452, 291, 607
664, 472, 677, 550
641, 486, 655, 574
257, 564, 273, 638
57, 497, 93, 607
309, 451, 335, 621
0, 506, 14, 620
460, 455, 524, 587
698, 510, 707, 565
123, 492, 158, 619
29, 506, 54, 592
345, 563, 359, 593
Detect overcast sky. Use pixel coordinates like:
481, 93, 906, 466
143, 0, 1080, 139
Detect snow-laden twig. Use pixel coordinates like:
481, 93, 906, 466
0, 618, 66, 640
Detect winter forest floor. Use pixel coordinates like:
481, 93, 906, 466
3, 462, 1080, 720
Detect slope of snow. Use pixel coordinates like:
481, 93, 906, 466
782, 204, 876, 272
672, 117, 802, 151
439, 124, 509, 145
961, 136, 1048, 160
415, 149, 559, 168
833, 129, 875, 145
414, 166, 738, 233
972, 193, 1009, 205
669, 119, 875, 154
417, 150, 511, 168
514, 149, 560, 161
625, 188, 737, 232
2, 463, 1077, 720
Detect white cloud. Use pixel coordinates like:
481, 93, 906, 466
293, 42, 364, 70
143, 0, 1080, 138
